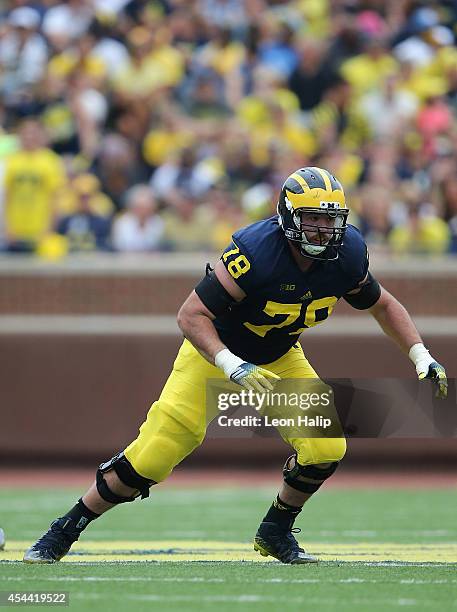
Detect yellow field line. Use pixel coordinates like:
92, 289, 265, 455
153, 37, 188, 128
3, 541, 457, 563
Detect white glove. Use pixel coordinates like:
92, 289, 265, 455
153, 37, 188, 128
215, 348, 280, 393
409, 343, 448, 399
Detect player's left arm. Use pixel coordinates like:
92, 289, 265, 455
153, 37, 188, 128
346, 278, 447, 399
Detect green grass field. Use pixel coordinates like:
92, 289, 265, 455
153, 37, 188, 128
1, 485, 457, 610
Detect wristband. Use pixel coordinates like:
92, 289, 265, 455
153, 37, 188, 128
409, 342, 434, 378
214, 348, 244, 378
409, 343, 431, 365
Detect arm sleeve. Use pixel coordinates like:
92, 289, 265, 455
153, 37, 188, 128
343, 271, 381, 310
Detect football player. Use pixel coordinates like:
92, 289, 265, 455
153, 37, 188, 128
24, 167, 447, 564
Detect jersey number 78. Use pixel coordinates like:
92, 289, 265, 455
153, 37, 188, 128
244, 297, 338, 337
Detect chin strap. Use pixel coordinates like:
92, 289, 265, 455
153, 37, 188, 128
297, 241, 337, 262
301, 243, 327, 256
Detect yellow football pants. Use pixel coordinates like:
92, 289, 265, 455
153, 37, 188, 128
124, 339, 346, 482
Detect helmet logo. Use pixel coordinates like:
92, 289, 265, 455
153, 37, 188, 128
285, 228, 300, 239
320, 201, 340, 209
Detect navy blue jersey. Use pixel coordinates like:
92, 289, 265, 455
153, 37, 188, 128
213, 216, 369, 364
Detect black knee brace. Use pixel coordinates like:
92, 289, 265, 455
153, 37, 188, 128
283, 453, 339, 494
96, 452, 156, 504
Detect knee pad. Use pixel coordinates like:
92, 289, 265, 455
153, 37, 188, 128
96, 452, 156, 504
283, 453, 339, 494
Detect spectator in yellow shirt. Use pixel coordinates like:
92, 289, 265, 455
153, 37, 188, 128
113, 26, 184, 102
4, 118, 65, 252
389, 210, 450, 255
340, 36, 398, 96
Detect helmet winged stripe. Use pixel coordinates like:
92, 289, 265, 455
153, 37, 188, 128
289, 172, 310, 193
310, 167, 332, 191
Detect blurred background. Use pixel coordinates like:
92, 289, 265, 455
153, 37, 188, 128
0, 0, 456, 475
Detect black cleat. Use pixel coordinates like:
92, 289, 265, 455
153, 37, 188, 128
23, 518, 80, 564
254, 521, 318, 564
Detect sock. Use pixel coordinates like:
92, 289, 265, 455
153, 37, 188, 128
62, 499, 100, 535
262, 495, 303, 530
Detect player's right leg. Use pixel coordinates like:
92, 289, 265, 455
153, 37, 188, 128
23, 340, 221, 564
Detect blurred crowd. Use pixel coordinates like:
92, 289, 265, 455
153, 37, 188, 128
1, 0, 457, 257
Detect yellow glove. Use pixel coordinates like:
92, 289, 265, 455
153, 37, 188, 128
409, 343, 448, 399
215, 349, 280, 392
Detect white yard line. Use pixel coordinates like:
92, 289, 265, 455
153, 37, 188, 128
3, 576, 457, 585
